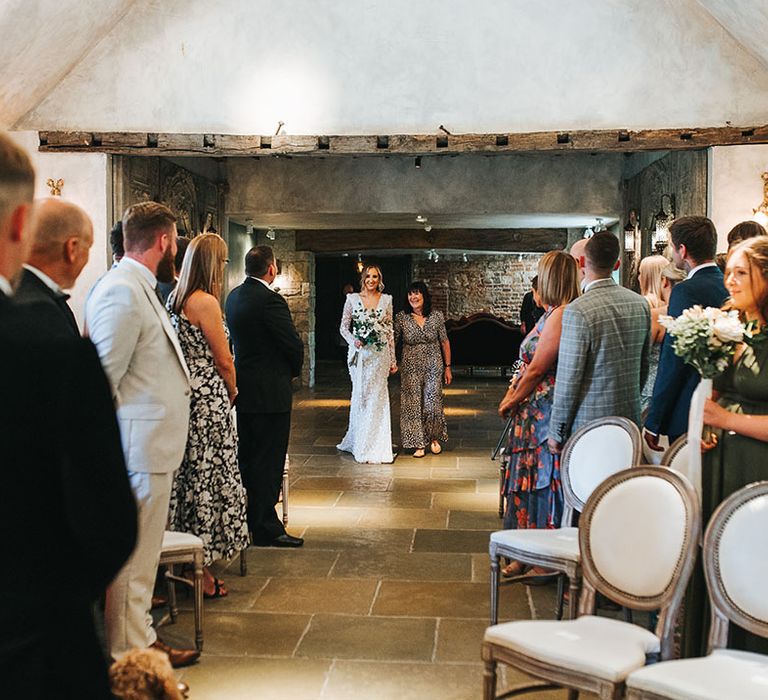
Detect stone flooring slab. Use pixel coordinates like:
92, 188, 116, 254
357, 507, 448, 529
252, 578, 378, 615
294, 475, 393, 492
372, 581, 530, 620
331, 550, 472, 581
161, 611, 310, 657
391, 477, 477, 492
322, 660, 482, 700
297, 614, 437, 661
449, 509, 503, 530
177, 657, 331, 700
302, 526, 414, 552
412, 528, 492, 553
335, 490, 432, 508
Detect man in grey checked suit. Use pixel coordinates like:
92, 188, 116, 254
548, 231, 651, 453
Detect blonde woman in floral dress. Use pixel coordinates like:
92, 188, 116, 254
337, 264, 398, 463
497, 251, 580, 578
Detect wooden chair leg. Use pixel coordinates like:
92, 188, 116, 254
193, 552, 204, 651
239, 533, 249, 576
555, 574, 565, 620
167, 564, 178, 622
482, 659, 497, 700
568, 576, 580, 620
490, 555, 500, 625
281, 469, 289, 526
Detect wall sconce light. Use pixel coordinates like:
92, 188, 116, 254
266, 227, 276, 241
416, 214, 427, 224
46, 178, 64, 196
753, 172, 768, 227
651, 194, 675, 253
424, 224, 432, 232
462, 253, 468, 263
624, 209, 638, 253
245, 218, 254, 235
356, 253, 364, 273
594, 217, 606, 233
582, 226, 594, 239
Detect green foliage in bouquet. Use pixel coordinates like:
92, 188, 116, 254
351, 307, 387, 351
659, 305, 745, 379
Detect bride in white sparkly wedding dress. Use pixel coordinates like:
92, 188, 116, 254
337, 264, 398, 463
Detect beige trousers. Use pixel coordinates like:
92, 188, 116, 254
105, 470, 174, 658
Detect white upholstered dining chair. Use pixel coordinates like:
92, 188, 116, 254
625, 480, 768, 700
489, 416, 642, 623
483, 466, 700, 700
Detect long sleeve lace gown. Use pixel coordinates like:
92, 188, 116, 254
337, 292, 396, 463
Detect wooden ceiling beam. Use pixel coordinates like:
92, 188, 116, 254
294, 228, 567, 253
38, 124, 768, 156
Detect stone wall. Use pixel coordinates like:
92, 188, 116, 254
412, 254, 542, 323
253, 229, 316, 387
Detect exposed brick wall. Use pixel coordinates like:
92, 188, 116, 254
412, 255, 542, 323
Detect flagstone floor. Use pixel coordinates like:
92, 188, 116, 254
163, 365, 580, 699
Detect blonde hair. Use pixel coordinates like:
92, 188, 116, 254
638, 255, 669, 309
360, 263, 384, 292
537, 250, 580, 307
170, 233, 227, 314
661, 263, 686, 285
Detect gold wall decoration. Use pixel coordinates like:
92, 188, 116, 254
46, 178, 64, 196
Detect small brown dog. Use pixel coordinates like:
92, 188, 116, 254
109, 648, 189, 700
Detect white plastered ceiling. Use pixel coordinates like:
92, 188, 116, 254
1, 0, 768, 134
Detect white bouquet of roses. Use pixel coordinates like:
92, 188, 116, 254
351, 307, 387, 352
658, 305, 746, 503
659, 305, 745, 379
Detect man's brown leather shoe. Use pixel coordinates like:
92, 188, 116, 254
150, 639, 200, 668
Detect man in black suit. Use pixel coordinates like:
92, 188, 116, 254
226, 245, 305, 547
645, 216, 728, 449
0, 133, 137, 699
14, 198, 93, 336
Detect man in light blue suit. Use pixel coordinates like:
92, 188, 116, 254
548, 231, 651, 453
644, 216, 728, 449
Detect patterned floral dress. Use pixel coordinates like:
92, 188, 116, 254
503, 307, 563, 531
168, 311, 249, 566
394, 310, 449, 448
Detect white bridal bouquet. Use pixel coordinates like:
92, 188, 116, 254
658, 305, 746, 501
658, 305, 745, 379
349, 307, 388, 368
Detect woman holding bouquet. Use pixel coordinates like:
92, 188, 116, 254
682, 236, 768, 656
394, 281, 452, 457
337, 264, 397, 463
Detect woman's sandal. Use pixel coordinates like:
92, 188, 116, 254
430, 441, 442, 454
413, 448, 426, 458
203, 578, 228, 599
501, 561, 530, 578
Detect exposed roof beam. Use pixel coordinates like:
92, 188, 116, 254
38, 124, 768, 157
295, 228, 567, 253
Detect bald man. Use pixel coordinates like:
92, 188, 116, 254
569, 238, 588, 285
15, 198, 93, 336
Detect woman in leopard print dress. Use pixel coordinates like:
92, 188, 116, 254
394, 281, 452, 457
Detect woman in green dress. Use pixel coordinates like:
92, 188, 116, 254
682, 235, 768, 657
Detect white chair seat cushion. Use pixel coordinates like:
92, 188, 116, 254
490, 527, 580, 561
162, 530, 204, 552
626, 649, 768, 700
484, 615, 659, 683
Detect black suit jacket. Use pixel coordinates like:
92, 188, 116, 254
225, 277, 304, 413
0, 292, 137, 696
14, 267, 80, 336
645, 265, 729, 438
